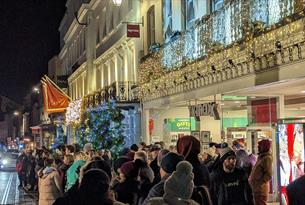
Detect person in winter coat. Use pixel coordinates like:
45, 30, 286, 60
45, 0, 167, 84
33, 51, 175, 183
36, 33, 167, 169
147, 161, 199, 205
286, 175, 305, 205
142, 152, 184, 205
149, 145, 161, 185
177, 135, 210, 188
113, 160, 141, 205
58, 154, 74, 192
210, 147, 254, 205
249, 139, 273, 205
54, 169, 126, 205
65, 151, 88, 191
134, 151, 155, 204
38, 158, 62, 205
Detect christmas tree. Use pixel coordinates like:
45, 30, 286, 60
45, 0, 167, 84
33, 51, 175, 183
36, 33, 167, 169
82, 100, 125, 159
52, 124, 66, 149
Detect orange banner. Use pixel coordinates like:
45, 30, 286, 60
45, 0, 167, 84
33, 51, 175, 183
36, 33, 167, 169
41, 77, 70, 113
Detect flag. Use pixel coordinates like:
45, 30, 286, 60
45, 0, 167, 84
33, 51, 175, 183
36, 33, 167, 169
41, 76, 70, 113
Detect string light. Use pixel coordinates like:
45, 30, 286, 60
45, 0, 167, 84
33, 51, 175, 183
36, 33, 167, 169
66, 99, 83, 125
138, 1, 304, 101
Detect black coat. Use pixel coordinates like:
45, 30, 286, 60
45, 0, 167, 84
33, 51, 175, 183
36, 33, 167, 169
113, 179, 140, 205
210, 167, 254, 205
190, 160, 211, 187
287, 175, 305, 205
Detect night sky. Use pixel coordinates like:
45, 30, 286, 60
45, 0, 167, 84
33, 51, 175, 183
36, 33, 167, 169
0, 0, 67, 104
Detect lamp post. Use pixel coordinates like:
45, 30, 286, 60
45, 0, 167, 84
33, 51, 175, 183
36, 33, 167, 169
112, 0, 122, 6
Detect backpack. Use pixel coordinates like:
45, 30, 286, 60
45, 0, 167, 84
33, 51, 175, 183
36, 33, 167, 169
192, 185, 213, 205
16, 162, 23, 172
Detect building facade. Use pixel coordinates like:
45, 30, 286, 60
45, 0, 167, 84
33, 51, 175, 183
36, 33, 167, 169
139, 0, 305, 203
59, 0, 142, 145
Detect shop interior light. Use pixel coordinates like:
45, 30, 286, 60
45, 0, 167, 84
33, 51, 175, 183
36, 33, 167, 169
234, 101, 240, 104
301, 90, 305, 93
112, 0, 122, 6
250, 96, 256, 99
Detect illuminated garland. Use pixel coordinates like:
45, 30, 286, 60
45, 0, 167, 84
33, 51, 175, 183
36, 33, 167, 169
138, 0, 305, 101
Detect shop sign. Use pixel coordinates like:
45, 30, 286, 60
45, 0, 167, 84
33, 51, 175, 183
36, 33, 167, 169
127, 24, 140, 38
168, 118, 196, 132
189, 102, 220, 120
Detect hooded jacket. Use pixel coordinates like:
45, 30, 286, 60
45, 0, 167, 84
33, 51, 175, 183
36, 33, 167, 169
249, 151, 272, 196
38, 166, 62, 205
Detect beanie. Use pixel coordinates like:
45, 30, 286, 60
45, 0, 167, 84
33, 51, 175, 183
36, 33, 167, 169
219, 147, 236, 162
258, 139, 271, 153
120, 161, 139, 179
160, 152, 184, 173
164, 161, 194, 200
113, 157, 132, 173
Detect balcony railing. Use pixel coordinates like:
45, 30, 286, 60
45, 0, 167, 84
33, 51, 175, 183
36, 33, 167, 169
162, 0, 296, 70
83, 81, 138, 108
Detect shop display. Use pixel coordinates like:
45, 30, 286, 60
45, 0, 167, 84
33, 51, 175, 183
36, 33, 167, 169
277, 123, 305, 205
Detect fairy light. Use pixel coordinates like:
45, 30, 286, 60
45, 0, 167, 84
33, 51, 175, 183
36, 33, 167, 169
66, 99, 83, 125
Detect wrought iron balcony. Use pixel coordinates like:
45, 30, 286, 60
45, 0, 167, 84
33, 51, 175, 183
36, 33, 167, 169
162, 0, 298, 70
83, 81, 139, 108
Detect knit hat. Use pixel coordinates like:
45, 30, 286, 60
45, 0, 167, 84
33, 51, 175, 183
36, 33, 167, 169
258, 139, 271, 153
160, 152, 184, 174
177, 135, 201, 161
219, 147, 236, 162
113, 157, 132, 173
164, 161, 194, 200
120, 161, 139, 179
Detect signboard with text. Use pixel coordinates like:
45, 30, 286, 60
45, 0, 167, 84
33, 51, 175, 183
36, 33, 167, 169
127, 24, 140, 38
166, 118, 197, 132
189, 102, 220, 120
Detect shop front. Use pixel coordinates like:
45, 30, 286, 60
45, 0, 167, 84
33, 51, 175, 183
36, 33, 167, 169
143, 77, 305, 203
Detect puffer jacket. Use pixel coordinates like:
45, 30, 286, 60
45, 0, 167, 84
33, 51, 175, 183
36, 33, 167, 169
249, 151, 272, 196
38, 167, 62, 205
66, 160, 86, 191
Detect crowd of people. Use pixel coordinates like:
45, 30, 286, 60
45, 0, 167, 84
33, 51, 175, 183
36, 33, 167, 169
14, 135, 303, 205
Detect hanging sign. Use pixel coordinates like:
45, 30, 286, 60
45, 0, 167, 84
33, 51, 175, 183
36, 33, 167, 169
189, 102, 220, 120
127, 24, 140, 38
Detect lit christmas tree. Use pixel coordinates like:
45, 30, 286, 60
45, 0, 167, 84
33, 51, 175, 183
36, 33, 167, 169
81, 100, 125, 159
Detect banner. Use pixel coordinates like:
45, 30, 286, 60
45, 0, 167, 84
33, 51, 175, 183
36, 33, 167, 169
127, 24, 140, 38
41, 76, 70, 113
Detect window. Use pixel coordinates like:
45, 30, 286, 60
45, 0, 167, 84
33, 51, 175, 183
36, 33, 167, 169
212, 0, 224, 12
186, 0, 195, 28
181, 0, 186, 30
147, 6, 155, 49
163, 0, 172, 41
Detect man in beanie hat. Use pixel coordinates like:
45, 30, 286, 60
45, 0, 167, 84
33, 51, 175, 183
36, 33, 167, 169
147, 161, 199, 205
249, 139, 272, 205
142, 152, 184, 205
210, 147, 254, 205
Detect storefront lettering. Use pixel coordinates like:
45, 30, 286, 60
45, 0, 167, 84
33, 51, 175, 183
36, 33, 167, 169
189, 102, 220, 120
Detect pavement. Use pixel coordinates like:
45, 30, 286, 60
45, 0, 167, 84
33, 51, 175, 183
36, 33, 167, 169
0, 171, 38, 205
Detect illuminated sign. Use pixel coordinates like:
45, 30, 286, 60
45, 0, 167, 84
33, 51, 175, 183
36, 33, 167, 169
166, 118, 197, 132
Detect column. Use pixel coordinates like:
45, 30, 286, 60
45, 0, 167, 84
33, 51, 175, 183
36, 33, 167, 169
133, 105, 142, 144
86, 10, 97, 93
